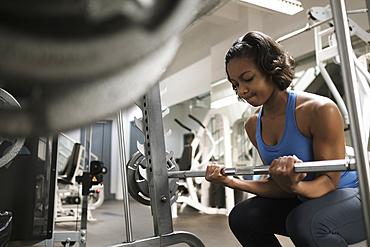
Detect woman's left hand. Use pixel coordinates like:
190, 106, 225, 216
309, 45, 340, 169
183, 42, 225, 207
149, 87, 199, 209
269, 155, 307, 194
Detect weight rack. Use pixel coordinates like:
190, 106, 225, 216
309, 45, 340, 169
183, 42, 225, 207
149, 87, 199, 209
111, 83, 206, 247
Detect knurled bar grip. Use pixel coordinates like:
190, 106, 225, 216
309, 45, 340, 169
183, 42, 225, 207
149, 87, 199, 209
168, 159, 357, 178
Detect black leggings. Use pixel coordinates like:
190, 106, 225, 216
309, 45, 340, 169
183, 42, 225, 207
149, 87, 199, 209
228, 188, 365, 247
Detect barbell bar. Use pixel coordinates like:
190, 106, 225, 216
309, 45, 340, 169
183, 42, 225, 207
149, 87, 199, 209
167, 158, 358, 178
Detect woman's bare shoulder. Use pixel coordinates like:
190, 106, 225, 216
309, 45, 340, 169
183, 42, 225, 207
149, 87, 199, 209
295, 91, 343, 134
295, 91, 337, 112
245, 107, 260, 128
245, 107, 261, 145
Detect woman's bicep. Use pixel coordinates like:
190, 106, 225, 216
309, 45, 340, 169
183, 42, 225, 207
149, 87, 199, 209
311, 102, 345, 188
311, 101, 346, 161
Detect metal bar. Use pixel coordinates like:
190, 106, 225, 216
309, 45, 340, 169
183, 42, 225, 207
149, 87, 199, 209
142, 83, 174, 236
330, 0, 370, 242
276, 8, 368, 43
317, 62, 350, 124
366, 0, 370, 26
276, 17, 334, 43
117, 110, 134, 242
80, 126, 92, 247
168, 159, 358, 178
106, 231, 205, 247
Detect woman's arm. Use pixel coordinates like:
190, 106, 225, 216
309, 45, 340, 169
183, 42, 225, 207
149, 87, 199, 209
205, 162, 296, 198
269, 98, 345, 199
205, 112, 296, 199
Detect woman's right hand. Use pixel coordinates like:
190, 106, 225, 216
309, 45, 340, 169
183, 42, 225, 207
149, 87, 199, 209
205, 163, 233, 186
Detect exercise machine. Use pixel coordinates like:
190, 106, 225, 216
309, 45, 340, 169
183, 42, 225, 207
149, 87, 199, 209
277, 5, 370, 148
55, 132, 105, 223
173, 113, 235, 215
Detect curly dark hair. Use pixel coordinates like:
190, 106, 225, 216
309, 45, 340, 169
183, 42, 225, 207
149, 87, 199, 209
225, 31, 295, 98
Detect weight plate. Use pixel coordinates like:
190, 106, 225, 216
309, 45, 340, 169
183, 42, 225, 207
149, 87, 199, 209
127, 151, 150, 205
127, 151, 179, 206
135, 158, 150, 198
0, 0, 204, 137
0, 88, 26, 168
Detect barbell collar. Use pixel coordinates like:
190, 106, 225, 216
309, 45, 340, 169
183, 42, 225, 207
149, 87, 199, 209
167, 159, 357, 178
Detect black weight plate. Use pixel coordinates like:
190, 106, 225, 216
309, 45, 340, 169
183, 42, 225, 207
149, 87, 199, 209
127, 151, 150, 206
127, 151, 179, 206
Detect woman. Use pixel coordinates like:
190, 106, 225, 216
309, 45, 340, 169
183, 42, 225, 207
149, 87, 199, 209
205, 31, 365, 246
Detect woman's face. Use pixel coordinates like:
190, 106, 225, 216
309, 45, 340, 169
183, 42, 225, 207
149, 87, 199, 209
226, 57, 275, 107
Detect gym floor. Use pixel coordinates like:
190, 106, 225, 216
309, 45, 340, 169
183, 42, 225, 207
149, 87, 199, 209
54, 199, 368, 247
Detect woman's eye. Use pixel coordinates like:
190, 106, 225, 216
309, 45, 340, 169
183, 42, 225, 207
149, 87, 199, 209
232, 84, 238, 90
244, 76, 254, 83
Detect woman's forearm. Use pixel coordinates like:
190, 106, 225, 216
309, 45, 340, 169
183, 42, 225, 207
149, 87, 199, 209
289, 173, 339, 199
227, 177, 296, 199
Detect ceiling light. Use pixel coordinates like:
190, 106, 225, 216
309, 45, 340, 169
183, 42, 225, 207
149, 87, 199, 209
240, 0, 303, 15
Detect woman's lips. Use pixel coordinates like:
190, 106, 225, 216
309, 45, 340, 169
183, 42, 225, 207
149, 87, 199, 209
244, 94, 254, 101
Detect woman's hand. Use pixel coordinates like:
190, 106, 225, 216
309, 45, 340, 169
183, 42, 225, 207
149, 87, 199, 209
205, 163, 233, 186
269, 155, 307, 194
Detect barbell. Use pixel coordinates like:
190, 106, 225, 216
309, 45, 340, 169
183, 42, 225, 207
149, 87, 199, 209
0, 88, 26, 168
126, 154, 361, 206
167, 158, 357, 178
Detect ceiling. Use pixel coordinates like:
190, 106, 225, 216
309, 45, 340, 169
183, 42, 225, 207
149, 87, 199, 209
159, 0, 369, 108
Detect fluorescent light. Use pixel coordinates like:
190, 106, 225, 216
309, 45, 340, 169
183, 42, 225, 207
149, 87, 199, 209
211, 78, 228, 87
240, 0, 303, 15
210, 95, 239, 109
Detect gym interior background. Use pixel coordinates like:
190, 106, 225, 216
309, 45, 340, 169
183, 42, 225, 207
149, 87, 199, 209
0, 0, 370, 246
65, 0, 370, 201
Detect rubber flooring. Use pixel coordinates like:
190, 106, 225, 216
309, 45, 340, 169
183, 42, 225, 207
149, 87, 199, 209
54, 199, 368, 247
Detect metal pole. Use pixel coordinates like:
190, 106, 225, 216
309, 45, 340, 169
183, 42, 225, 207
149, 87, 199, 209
168, 159, 358, 178
366, 0, 370, 29
117, 110, 134, 242
80, 126, 92, 247
330, 0, 370, 242
142, 83, 174, 236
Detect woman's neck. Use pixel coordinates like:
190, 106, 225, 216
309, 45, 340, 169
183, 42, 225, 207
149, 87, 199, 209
262, 89, 289, 118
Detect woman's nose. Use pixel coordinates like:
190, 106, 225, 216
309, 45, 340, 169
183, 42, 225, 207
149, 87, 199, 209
239, 83, 248, 94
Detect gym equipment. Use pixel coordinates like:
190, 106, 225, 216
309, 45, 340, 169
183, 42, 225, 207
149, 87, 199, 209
175, 114, 216, 171
127, 151, 179, 206
2, 136, 57, 246
277, 5, 370, 146
55, 133, 106, 223
0, 88, 25, 168
0, 0, 226, 137
331, 0, 370, 240
168, 158, 358, 178
0, 211, 12, 247
173, 113, 235, 215
112, 83, 206, 247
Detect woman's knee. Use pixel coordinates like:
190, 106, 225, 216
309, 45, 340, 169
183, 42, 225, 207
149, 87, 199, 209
286, 206, 312, 244
228, 200, 250, 231
228, 198, 262, 231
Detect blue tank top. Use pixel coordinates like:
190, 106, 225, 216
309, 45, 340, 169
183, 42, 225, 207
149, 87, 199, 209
256, 91, 358, 201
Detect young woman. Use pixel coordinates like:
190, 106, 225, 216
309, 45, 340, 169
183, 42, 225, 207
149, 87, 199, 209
205, 31, 365, 246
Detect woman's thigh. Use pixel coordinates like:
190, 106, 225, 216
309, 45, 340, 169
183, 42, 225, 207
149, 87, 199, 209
229, 196, 301, 236
286, 188, 365, 247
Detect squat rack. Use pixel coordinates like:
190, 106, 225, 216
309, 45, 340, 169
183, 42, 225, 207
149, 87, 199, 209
331, 0, 370, 242
112, 0, 370, 246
